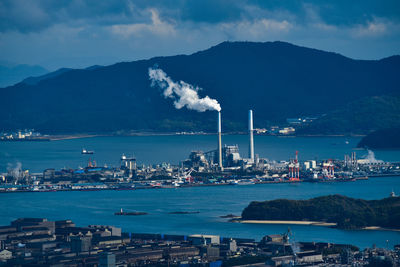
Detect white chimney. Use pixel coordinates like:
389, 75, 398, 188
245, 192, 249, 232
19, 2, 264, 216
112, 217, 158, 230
248, 110, 254, 162
218, 111, 223, 170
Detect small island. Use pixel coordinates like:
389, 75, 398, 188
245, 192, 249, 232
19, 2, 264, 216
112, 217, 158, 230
114, 208, 148, 216
240, 194, 400, 230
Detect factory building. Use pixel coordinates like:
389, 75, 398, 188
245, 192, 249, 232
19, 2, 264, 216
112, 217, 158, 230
188, 235, 220, 246
120, 154, 136, 178
184, 151, 209, 171
187, 109, 259, 171
222, 145, 241, 167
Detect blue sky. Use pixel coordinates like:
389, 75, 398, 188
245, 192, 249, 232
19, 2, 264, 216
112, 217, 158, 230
1, 0, 399, 70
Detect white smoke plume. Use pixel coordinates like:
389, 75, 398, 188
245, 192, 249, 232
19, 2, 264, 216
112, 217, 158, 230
7, 162, 22, 179
364, 150, 384, 164
148, 67, 221, 112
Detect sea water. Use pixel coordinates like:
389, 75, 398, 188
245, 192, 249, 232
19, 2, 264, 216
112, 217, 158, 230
1, 135, 400, 249
1, 135, 399, 173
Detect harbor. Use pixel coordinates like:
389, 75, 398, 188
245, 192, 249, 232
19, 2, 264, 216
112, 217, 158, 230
1, 127, 399, 249
1, 131, 399, 194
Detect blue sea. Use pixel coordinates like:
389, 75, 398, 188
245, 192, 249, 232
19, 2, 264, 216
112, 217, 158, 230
1, 135, 400, 173
1, 135, 400, 249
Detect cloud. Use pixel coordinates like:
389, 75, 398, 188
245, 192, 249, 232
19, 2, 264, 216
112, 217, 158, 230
352, 19, 388, 37
110, 9, 176, 38
211, 18, 292, 41
0, 0, 151, 33
0, 0, 51, 33
1, 0, 400, 70
1, 0, 399, 34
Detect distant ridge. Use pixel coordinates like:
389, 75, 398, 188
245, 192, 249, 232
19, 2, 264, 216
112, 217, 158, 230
1, 41, 399, 134
0, 64, 48, 87
22, 65, 103, 85
22, 68, 73, 85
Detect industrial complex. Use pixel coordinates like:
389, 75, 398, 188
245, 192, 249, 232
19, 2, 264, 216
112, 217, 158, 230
0, 109, 399, 193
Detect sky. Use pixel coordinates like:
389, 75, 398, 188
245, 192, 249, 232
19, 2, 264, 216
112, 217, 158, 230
1, 0, 399, 70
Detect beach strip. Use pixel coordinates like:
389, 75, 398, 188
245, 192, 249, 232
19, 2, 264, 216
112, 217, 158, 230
237, 220, 337, 227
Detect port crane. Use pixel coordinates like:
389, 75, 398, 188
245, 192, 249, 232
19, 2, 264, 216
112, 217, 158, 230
288, 151, 300, 181
173, 169, 194, 185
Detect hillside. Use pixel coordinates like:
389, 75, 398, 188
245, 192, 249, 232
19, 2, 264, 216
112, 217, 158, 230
0, 41, 399, 134
241, 195, 400, 229
357, 128, 400, 149
297, 95, 400, 135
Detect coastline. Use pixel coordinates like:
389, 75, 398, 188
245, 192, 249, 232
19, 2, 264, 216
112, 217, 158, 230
231, 219, 400, 232
1, 132, 368, 142
363, 226, 400, 232
0, 179, 347, 194
232, 219, 337, 227
1, 175, 396, 194
48, 134, 107, 141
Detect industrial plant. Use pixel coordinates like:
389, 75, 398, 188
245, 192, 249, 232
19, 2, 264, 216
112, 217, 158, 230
208, 110, 258, 172
1, 109, 399, 193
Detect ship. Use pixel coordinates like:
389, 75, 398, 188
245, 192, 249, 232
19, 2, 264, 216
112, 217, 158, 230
230, 179, 255, 185
81, 148, 94, 154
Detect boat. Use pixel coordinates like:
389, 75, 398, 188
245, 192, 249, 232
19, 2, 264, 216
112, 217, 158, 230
230, 179, 255, 185
172, 181, 181, 187
114, 208, 147, 216
81, 148, 94, 154
150, 182, 162, 188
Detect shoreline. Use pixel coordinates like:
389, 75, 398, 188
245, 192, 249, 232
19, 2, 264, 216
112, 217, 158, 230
2, 175, 399, 194
231, 219, 400, 232
233, 219, 337, 227
48, 134, 108, 141
0, 133, 368, 142
0, 181, 277, 194
362, 226, 400, 232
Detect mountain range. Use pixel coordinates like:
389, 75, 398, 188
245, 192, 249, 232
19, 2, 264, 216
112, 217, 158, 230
0, 64, 48, 88
1, 41, 399, 134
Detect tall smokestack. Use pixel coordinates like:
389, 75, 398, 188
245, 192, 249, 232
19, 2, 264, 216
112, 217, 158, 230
248, 110, 254, 162
218, 111, 223, 170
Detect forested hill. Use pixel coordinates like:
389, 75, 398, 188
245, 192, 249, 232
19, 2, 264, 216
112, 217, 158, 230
357, 128, 400, 149
241, 195, 400, 229
297, 95, 400, 135
1, 41, 399, 134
